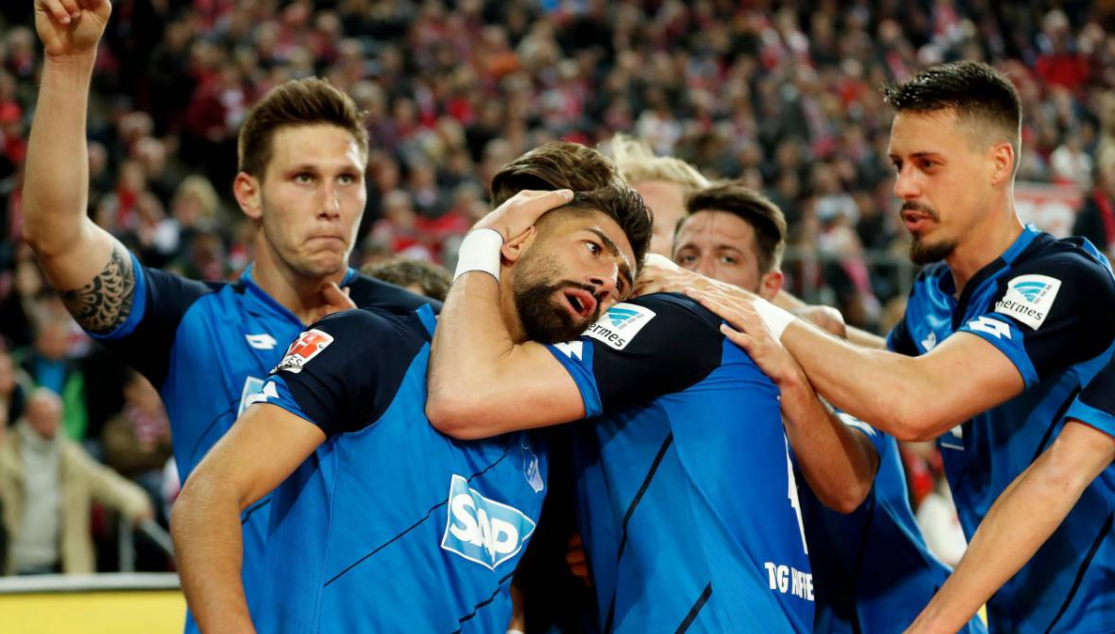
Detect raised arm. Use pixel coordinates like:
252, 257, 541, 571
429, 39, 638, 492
25, 0, 137, 333
426, 190, 592, 438
905, 420, 1115, 633
171, 403, 325, 633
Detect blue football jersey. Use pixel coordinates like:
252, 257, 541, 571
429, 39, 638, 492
798, 415, 985, 634
255, 306, 548, 633
887, 227, 1115, 632
87, 254, 433, 632
546, 293, 814, 633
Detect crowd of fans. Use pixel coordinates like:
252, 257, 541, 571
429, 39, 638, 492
0, 0, 1112, 574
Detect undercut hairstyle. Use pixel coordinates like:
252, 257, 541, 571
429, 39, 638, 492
882, 61, 1022, 174
603, 134, 710, 191
682, 183, 787, 274
490, 141, 625, 206
544, 186, 654, 268
238, 78, 368, 179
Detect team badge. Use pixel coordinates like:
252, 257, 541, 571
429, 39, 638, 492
273, 329, 334, 374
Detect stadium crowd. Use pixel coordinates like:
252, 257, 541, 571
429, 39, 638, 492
0, 0, 1112, 624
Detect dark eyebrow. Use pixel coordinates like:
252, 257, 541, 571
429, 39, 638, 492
587, 228, 634, 292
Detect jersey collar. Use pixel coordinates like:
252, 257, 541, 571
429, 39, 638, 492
239, 264, 359, 326
937, 224, 1042, 299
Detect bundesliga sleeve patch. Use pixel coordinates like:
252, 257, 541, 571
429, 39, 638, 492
585, 302, 656, 350
273, 328, 334, 374
993, 274, 1061, 330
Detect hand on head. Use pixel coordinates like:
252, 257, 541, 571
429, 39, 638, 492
472, 189, 574, 243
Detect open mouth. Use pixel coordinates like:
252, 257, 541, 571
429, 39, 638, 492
901, 211, 933, 233
562, 288, 598, 321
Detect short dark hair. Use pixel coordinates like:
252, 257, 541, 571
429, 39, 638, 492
682, 183, 787, 273
882, 61, 1022, 170
361, 258, 452, 302
491, 142, 626, 206
544, 186, 653, 268
238, 78, 368, 179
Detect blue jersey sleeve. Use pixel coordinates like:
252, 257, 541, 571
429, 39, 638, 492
1066, 360, 1115, 439
264, 309, 427, 436
958, 250, 1115, 389
544, 293, 724, 417
87, 251, 212, 388
886, 317, 917, 355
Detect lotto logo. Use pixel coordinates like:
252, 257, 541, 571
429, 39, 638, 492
441, 475, 536, 570
273, 329, 333, 374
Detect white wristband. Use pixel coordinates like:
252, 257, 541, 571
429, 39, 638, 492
753, 297, 797, 340
454, 228, 504, 282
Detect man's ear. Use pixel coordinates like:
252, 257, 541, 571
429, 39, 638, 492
234, 172, 263, 220
758, 269, 784, 301
501, 226, 538, 265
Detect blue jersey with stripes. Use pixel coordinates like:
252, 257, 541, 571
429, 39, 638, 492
887, 227, 1115, 633
798, 415, 985, 634
87, 254, 433, 632
546, 293, 814, 633
256, 306, 548, 633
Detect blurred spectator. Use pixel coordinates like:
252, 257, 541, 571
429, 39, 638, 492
12, 306, 91, 443
362, 257, 452, 302
0, 388, 151, 575
102, 371, 173, 518
1073, 150, 1115, 260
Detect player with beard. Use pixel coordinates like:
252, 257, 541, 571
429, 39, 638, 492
172, 147, 652, 631
427, 209, 813, 628
673, 61, 1115, 633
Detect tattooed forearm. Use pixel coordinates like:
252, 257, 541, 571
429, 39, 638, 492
59, 244, 137, 333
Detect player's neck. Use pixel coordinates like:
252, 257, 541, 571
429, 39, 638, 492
946, 205, 1025, 296
499, 276, 528, 344
252, 245, 347, 325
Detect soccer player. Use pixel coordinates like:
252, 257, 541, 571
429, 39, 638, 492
682, 61, 1115, 632
428, 203, 811, 630
907, 359, 1115, 632
603, 134, 710, 257
171, 146, 652, 632
24, 2, 429, 630
669, 182, 984, 633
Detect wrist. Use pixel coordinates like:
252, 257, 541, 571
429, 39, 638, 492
753, 298, 798, 340
454, 228, 504, 282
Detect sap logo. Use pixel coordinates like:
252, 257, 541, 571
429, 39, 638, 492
966, 316, 1012, 340
764, 562, 814, 601
920, 331, 937, 352
994, 274, 1061, 330
553, 341, 583, 360
245, 333, 278, 350
586, 303, 656, 351
441, 475, 536, 570
273, 329, 333, 374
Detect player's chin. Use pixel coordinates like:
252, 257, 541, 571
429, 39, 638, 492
298, 253, 348, 278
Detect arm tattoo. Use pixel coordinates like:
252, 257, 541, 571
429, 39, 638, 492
59, 244, 137, 334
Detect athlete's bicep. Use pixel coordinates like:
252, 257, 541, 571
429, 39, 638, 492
56, 240, 138, 334
190, 402, 326, 511
428, 341, 587, 439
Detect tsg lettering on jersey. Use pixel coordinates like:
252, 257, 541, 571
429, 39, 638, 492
440, 475, 536, 570
764, 562, 814, 601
